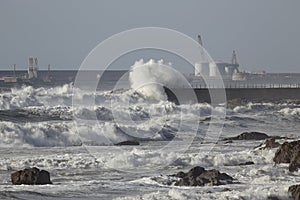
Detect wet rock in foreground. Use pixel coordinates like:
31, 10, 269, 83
11, 167, 52, 185
289, 184, 300, 200
173, 166, 233, 187
273, 140, 300, 172
256, 138, 280, 150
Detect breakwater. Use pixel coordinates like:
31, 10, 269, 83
164, 87, 300, 104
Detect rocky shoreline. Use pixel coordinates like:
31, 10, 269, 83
9, 131, 300, 199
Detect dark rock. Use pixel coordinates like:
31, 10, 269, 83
11, 167, 52, 185
267, 196, 281, 200
289, 184, 300, 200
187, 166, 205, 177
115, 141, 140, 146
290, 150, 300, 172
273, 140, 300, 172
175, 171, 186, 178
173, 166, 233, 187
238, 161, 255, 166
224, 132, 270, 140
256, 138, 280, 150
36, 170, 51, 184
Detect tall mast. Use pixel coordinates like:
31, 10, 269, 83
198, 34, 206, 62
198, 34, 203, 46
13, 64, 16, 77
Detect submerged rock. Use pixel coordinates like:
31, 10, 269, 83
173, 166, 233, 187
289, 184, 300, 200
238, 161, 255, 166
224, 131, 270, 140
273, 140, 300, 172
11, 167, 52, 185
115, 141, 140, 146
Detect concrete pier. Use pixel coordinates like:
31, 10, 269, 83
164, 87, 300, 104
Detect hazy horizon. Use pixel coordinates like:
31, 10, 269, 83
1, 0, 299, 73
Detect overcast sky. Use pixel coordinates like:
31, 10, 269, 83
0, 0, 299, 72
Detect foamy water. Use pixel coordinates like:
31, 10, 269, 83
0, 60, 300, 199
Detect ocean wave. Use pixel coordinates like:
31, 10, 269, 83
232, 102, 300, 114
129, 59, 190, 101
1, 83, 299, 148
0, 118, 180, 147
0, 121, 81, 147
0, 84, 73, 110
277, 107, 300, 116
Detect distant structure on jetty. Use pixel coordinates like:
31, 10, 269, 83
0, 57, 52, 87
194, 35, 246, 81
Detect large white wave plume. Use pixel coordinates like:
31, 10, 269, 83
129, 59, 189, 101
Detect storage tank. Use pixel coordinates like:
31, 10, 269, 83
209, 62, 218, 77
195, 62, 209, 77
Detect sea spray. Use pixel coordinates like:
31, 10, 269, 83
129, 59, 190, 101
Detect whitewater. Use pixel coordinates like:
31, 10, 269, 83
0, 60, 300, 199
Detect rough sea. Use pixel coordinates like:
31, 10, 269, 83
0, 61, 300, 199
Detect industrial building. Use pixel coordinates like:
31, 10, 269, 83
194, 35, 243, 80
0, 57, 53, 87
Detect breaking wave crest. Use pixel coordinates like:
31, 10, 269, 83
0, 77, 299, 147
129, 59, 190, 101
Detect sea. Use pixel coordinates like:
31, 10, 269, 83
0, 62, 300, 199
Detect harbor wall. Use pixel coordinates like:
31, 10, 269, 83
164, 87, 300, 104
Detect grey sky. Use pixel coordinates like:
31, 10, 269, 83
0, 0, 299, 72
